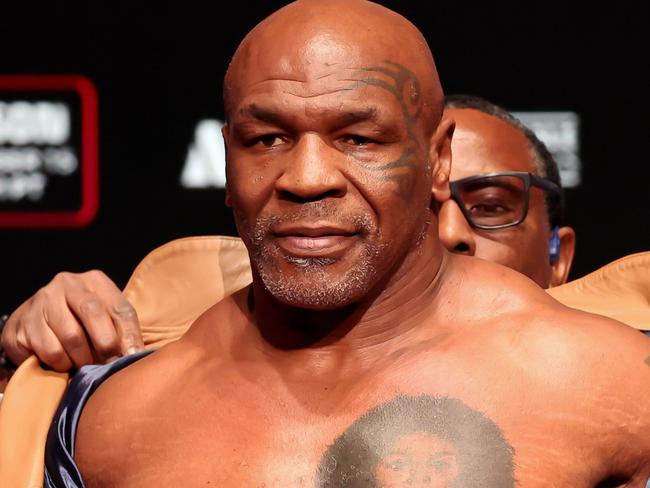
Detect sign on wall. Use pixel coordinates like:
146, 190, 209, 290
0, 75, 98, 228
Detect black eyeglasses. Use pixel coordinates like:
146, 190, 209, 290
449, 171, 560, 230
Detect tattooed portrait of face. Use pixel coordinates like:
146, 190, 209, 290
316, 395, 515, 487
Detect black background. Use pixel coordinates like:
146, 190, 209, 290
1, 1, 648, 313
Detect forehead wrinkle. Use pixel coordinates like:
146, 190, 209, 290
307, 105, 381, 124
241, 102, 383, 129
245, 65, 387, 97
283, 86, 355, 99
249, 69, 347, 85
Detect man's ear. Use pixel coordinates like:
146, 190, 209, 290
549, 226, 576, 287
429, 117, 455, 204
222, 123, 232, 207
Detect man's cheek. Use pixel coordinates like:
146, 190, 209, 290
352, 149, 425, 200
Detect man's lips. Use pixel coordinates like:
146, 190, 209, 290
272, 226, 357, 256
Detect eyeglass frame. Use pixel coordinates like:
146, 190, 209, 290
448, 171, 561, 230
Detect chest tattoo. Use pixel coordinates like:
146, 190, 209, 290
316, 395, 515, 487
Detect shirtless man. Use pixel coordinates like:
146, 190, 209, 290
0, 95, 577, 374
40, 1, 650, 486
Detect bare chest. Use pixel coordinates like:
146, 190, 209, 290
86, 359, 622, 487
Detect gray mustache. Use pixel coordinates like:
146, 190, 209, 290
250, 204, 377, 243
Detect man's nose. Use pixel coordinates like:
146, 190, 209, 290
438, 199, 476, 255
274, 134, 347, 203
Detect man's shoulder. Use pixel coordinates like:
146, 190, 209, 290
71, 341, 203, 480
449, 255, 558, 318
496, 300, 650, 387
81, 338, 200, 411
76, 349, 167, 422
78, 292, 249, 426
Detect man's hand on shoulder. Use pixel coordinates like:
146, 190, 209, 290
0, 270, 144, 372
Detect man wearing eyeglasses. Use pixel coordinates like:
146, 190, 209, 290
441, 94, 576, 289
0, 96, 577, 373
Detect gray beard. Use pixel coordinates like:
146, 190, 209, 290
240, 204, 388, 309
253, 239, 387, 309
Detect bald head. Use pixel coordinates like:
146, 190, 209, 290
224, 0, 443, 130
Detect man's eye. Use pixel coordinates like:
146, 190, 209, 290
247, 134, 285, 148
468, 200, 510, 215
341, 134, 373, 146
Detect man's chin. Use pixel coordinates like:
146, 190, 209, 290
273, 292, 358, 311
250, 237, 385, 310
257, 261, 371, 310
